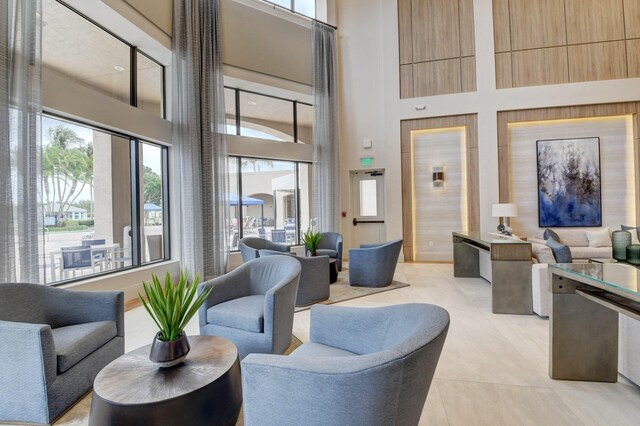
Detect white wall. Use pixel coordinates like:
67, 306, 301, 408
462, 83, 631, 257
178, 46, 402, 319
509, 116, 636, 237
335, 0, 640, 257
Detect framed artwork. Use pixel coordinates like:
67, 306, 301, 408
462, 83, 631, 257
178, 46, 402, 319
536, 137, 602, 227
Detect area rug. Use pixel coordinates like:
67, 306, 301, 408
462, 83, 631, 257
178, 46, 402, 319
295, 272, 410, 313
52, 336, 303, 426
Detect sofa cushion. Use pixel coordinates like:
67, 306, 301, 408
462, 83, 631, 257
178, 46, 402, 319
207, 295, 264, 333
290, 342, 357, 358
547, 237, 573, 263
586, 228, 611, 248
569, 246, 613, 260
531, 243, 556, 264
52, 321, 117, 373
543, 229, 561, 242
554, 229, 589, 247
316, 249, 337, 258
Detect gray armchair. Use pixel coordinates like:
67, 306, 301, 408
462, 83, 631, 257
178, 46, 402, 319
317, 232, 343, 271
239, 237, 290, 262
348, 239, 403, 287
198, 256, 301, 359
259, 249, 330, 307
0, 283, 124, 424
242, 303, 449, 426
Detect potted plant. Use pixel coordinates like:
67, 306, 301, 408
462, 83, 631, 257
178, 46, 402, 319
138, 272, 212, 368
302, 230, 323, 256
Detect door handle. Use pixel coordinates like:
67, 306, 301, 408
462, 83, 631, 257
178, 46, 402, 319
353, 218, 357, 226
353, 218, 385, 226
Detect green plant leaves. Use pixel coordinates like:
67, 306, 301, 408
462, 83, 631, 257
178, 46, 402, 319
301, 230, 323, 252
138, 271, 212, 341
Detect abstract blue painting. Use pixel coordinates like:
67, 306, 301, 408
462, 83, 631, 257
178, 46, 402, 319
537, 137, 601, 227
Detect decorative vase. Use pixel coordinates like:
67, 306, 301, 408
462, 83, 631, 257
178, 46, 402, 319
626, 244, 640, 266
612, 230, 632, 261
149, 332, 190, 368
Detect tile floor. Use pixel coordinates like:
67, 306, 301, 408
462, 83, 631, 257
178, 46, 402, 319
61, 263, 640, 425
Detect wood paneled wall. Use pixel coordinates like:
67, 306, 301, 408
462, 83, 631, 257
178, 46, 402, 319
398, 0, 476, 98
497, 102, 640, 226
494, 0, 640, 89
400, 115, 480, 261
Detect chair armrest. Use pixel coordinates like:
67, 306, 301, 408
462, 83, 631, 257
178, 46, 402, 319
359, 242, 384, 249
528, 237, 547, 245
242, 352, 401, 426
348, 248, 388, 281
0, 320, 57, 395
198, 267, 250, 327
46, 290, 124, 336
309, 305, 395, 354
263, 272, 299, 342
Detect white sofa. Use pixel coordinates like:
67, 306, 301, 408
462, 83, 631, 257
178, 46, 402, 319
528, 228, 612, 262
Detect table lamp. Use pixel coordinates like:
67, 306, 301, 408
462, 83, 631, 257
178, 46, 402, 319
492, 203, 518, 236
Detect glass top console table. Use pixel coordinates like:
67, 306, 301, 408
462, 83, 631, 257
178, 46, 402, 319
548, 263, 640, 382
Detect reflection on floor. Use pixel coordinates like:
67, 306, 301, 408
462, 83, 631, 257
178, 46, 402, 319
55, 263, 640, 426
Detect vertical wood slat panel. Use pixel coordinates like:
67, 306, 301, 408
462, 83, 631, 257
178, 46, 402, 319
492, 0, 511, 52
508, 0, 567, 50
459, 0, 475, 57
400, 64, 414, 99
624, 0, 640, 39
512, 47, 569, 87
495, 52, 513, 89
626, 39, 640, 78
412, 0, 461, 62
398, 0, 413, 65
564, 0, 624, 44
401, 151, 414, 261
461, 57, 477, 93
414, 59, 462, 97
568, 41, 627, 83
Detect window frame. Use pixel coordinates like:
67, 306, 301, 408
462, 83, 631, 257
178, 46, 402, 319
42, 112, 171, 286
49, 0, 166, 118
225, 86, 312, 144
230, 155, 312, 251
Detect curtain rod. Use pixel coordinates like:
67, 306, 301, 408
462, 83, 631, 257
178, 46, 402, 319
261, 1, 338, 30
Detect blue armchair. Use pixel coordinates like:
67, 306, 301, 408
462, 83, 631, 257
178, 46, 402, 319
348, 239, 403, 287
0, 283, 124, 424
259, 249, 330, 306
317, 232, 343, 271
239, 237, 290, 262
198, 256, 301, 359
241, 303, 450, 426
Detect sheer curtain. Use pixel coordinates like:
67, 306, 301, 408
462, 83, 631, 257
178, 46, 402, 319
0, 0, 43, 283
172, 0, 229, 279
311, 21, 340, 232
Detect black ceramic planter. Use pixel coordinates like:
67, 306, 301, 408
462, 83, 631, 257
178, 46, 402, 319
149, 332, 191, 368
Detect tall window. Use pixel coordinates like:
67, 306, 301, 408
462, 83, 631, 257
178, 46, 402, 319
266, 0, 316, 18
225, 87, 313, 144
229, 157, 311, 250
43, 0, 166, 117
42, 116, 170, 284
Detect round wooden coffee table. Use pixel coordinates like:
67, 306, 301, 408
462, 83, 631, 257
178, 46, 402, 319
89, 336, 242, 426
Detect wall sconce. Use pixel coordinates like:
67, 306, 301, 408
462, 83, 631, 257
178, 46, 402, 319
432, 166, 444, 187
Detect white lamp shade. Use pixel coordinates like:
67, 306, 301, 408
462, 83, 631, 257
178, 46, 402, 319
492, 203, 518, 218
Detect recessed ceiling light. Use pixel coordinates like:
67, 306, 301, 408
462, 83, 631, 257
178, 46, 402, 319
247, 100, 257, 106
113, 65, 125, 72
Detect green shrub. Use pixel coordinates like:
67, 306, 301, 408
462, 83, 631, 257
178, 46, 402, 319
63, 220, 79, 227
78, 220, 95, 226
46, 225, 88, 233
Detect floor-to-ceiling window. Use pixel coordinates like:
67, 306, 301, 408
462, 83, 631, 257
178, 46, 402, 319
41, 0, 169, 284
264, 0, 316, 18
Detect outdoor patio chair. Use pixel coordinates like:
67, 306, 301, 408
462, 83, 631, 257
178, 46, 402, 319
60, 246, 103, 279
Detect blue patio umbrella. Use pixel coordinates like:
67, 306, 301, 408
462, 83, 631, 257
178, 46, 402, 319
144, 203, 162, 211
229, 194, 265, 227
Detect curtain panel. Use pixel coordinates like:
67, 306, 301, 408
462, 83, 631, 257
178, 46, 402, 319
0, 0, 43, 283
172, 0, 229, 279
311, 21, 340, 233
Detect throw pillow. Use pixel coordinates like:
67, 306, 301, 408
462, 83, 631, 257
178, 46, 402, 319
621, 225, 640, 245
543, 228, 561, 242
546, 237, 573, 263
531, 243, 556, 264
585, 228, 611, 248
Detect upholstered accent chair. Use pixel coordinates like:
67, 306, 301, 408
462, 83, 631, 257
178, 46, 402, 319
198, 256, 301, 359
239, 237, 290, 262
348, 239, 403, 287
259, 249, 330, 307
0, 283, 124, 424
316, 232, 343, 271
242, 303, 450, 426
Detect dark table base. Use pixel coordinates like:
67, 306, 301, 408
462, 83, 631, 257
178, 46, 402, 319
329, 259, 338, 284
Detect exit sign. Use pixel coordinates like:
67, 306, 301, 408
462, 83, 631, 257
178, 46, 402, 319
360, 157, 373, 167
